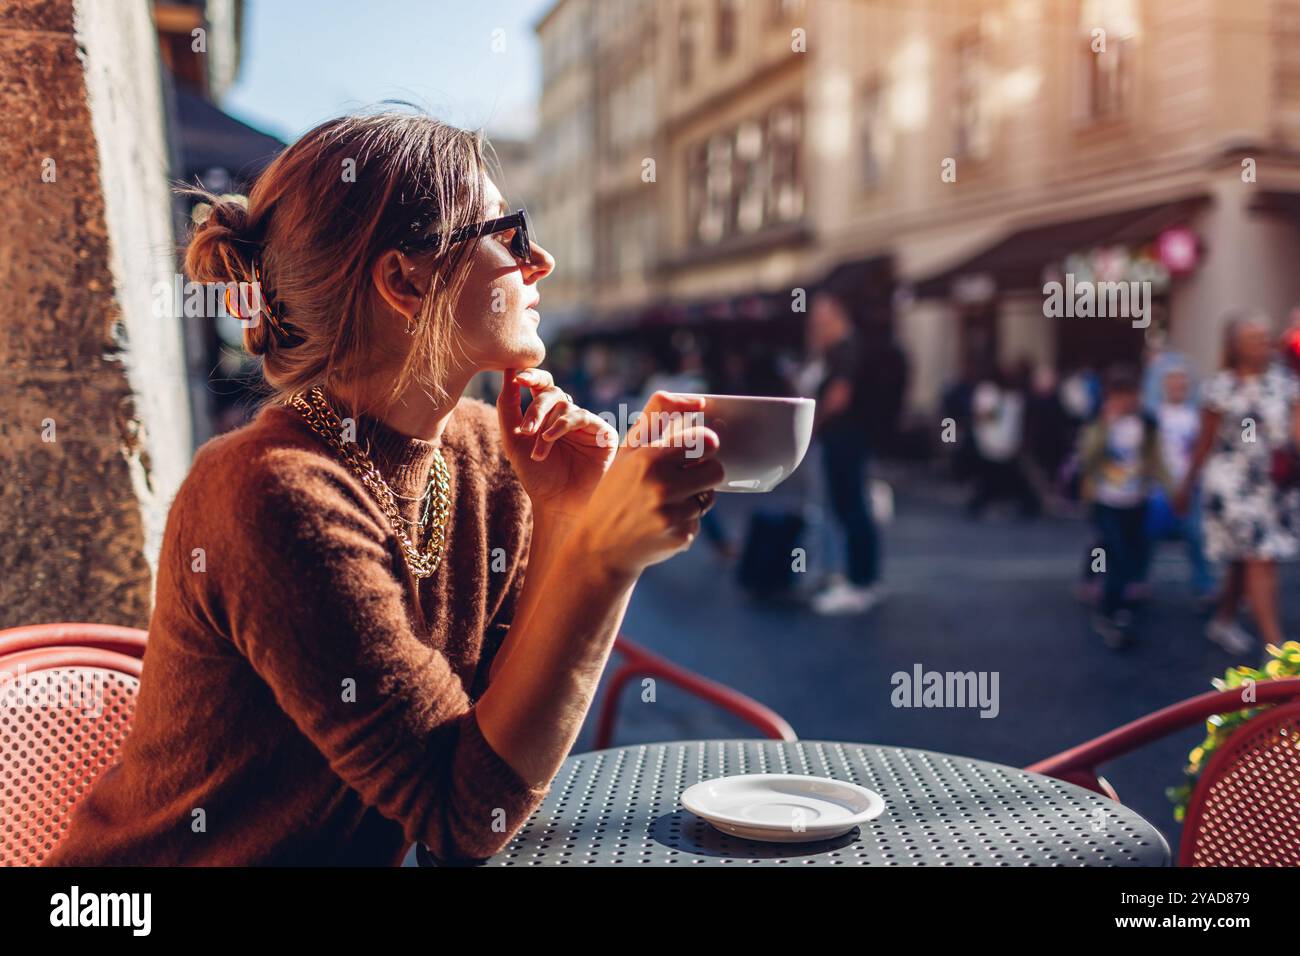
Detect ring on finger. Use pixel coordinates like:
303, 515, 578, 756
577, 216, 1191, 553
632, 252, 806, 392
694, 490, 714, 516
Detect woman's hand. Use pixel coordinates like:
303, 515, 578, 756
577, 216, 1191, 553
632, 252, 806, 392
569, 392, 725, 577
498, 368, 619, 518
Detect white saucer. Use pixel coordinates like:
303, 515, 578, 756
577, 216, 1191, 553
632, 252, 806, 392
680, 773, 885, 843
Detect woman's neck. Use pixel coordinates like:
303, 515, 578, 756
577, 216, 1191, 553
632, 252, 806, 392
329, 367, 475, 445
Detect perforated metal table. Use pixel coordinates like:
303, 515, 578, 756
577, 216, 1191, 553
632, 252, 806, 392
419, 739, 1171, 867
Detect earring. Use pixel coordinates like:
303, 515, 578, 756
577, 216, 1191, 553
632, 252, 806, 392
405, 316, 417, 336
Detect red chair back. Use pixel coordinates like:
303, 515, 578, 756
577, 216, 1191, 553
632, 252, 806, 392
0, 622, 147, 660
1179, 699, 1300, 867
0, 625, 147, 867
593, 636, 796, 750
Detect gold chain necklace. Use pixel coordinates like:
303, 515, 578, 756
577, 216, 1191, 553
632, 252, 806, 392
288, 386, 452, 579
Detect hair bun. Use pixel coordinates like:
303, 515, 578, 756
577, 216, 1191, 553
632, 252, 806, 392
182, 190, 280, 355
200, 194, 251, 235
184, 192, 258, 285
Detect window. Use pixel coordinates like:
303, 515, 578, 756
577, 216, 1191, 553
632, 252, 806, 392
678, 8, 696, 86
687, 142, 708, 244
686, 102, 803, 248
953, 29, 991, 161
735, 120, 766, 232
702, 134, 733, 243
604, 67, 654, 159
768, 0, 804, 24
1080, 0, 1137, 122
717, 0, 738, 57
767, 102, 804, 223
858, 76, 885, 190
1279, 0, 1300, 98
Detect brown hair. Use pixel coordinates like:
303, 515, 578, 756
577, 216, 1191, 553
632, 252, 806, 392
183, 107, 494, 416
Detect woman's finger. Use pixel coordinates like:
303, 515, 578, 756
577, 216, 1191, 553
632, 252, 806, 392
518, 388, 568, 436
541, 406, 604, 441
532, 395, 572, 436
533, 409, 618, 461
625, 391, 707, 448
496, 367, 524, 433
529, 404, 578, 460
514, 367, 554, 392
659, 495, 711, 530
644, 425, 721, 464
655, 456, 726, 500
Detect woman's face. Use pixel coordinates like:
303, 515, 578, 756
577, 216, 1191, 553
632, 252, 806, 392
1234, 321, 1273, 371
452, 176, 554, 373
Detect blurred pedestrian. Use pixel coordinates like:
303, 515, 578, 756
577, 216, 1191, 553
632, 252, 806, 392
1141, 327, 1189, 416
1024, 363, 1073, 506
966, 368, 1041, 519
1175, 313, 1300, 654
940, 359, 979, 481
1149, 365, 1216, 604
806, 290, 884, 615
1078, 366, 1170, 647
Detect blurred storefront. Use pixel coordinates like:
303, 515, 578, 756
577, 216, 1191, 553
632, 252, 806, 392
910, 194, 1211, 376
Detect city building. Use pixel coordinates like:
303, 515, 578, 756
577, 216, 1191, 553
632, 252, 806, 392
534, 0, 1300, 421
533, 0, 599, 333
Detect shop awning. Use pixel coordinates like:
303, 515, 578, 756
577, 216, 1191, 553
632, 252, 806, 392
912, 194, 1212, 299
173, 88, 285, 188
1248, 189, 1300, 218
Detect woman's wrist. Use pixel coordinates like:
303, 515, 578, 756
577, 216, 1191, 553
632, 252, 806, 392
530, 501, 585, 527
525, 495, 646, 593
556, 522, 641, 591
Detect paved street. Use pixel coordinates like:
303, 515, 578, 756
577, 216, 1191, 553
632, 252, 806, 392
579, 461, 1300, 851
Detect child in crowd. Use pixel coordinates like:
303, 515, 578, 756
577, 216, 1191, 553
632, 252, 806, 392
1153, 366, 1216, 603
1078, 366, 1171, 647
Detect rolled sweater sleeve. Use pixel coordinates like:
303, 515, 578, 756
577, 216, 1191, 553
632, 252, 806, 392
205, 449, 550, 863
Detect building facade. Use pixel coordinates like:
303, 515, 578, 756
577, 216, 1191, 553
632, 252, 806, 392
534, 0, 599, 332
535, 0, 1300, 416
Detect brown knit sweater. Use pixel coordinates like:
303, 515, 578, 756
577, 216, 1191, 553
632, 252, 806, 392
43, 396, 551, 866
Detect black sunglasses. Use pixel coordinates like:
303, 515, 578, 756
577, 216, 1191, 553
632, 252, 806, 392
398, 207, 533, 263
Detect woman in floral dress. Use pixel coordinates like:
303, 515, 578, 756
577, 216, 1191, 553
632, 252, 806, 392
1176, 314, 1300, 654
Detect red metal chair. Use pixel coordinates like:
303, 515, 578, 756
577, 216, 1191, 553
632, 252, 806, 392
592, 635, 797, 750
1029, 678, 1300, 867
0, 624, 147, 866
0, 622, 149, 660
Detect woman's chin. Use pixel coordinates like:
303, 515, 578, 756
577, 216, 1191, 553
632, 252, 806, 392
503, 336, 546, 370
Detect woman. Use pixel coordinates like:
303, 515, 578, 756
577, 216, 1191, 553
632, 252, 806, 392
44, 110, 724, 866
1175, 313, 1300, 655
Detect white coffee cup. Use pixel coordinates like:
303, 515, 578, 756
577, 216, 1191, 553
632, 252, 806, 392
680, 394, 815, 493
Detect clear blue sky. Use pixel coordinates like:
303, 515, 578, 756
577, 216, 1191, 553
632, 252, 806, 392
223, 0, 556, 142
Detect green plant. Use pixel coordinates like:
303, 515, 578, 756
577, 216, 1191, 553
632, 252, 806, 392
1167, 641, 1300, 822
